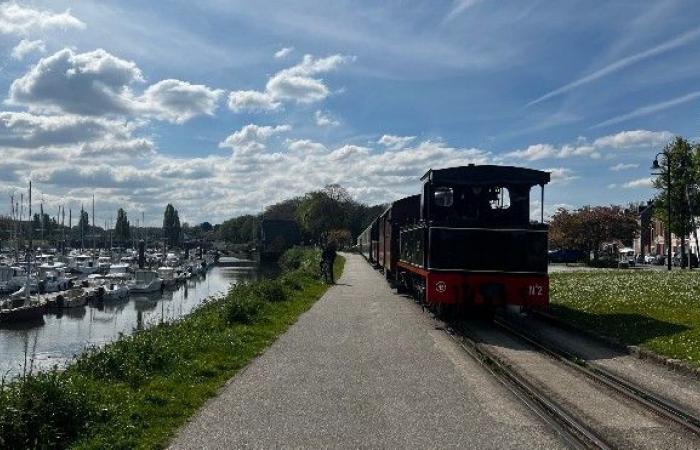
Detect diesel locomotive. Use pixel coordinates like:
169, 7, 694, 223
357, 164, 551, 314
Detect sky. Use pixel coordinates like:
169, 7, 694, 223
0, 0, 699, 226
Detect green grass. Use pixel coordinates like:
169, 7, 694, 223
0, 248, 345, 450
550, 270, 700, 367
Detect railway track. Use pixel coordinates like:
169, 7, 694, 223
442, 316, 700, 449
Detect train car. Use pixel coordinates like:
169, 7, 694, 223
357, 218, 380, 265
379, 195, 421, 281
395, 164, 551, 314
357, 220, 373, 261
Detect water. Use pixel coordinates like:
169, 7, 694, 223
0, 265, 263, 379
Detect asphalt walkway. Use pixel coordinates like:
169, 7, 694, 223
170, 253, 563, 449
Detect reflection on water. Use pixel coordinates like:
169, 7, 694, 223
0, 266, 262, 379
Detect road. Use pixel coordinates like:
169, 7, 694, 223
169, 254, 564, 449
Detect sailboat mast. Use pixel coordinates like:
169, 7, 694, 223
26, 181, 32, 303
92, 195, 95, 254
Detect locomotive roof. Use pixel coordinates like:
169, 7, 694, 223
421, 164, 550, 185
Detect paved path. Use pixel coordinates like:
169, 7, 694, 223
170, 254, 563, 449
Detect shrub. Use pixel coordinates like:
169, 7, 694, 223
252, 279, 288, 302
74, 328, 180, 386
279, 246, 321, 276
0, 371, 99, 449
222, 295, 265, 324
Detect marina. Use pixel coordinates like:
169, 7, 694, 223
0, 263, 263, 379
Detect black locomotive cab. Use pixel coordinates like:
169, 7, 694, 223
393, 165, 551, 310
400, 164, 551, 275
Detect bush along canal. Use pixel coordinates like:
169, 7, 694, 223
0, 247, 345, 450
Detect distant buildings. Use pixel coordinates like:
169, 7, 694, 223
633, 201, 694, 259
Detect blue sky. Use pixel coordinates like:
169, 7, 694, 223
0, 0, 699, 224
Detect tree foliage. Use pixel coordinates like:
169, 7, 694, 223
652, 137, 700, 239
549, 206, 639, 259
218, 215, 260, 244
115, 208, 130, 243
162, 204, 181, 247
215, 184, 385, 247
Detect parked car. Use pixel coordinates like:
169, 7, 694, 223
654, 255, 666, 265
644, 254, 656, 264
548, 249, 586, 263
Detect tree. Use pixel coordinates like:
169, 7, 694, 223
218, 215, 260, 244
264, 197, 302, 220
162, 204, 181, 247
199, 222, 213, 233
296, 191, 348, 243
549, 206, 639, 260
652, 137, 699, 263
115, 208, 130, 244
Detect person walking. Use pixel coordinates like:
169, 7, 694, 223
321, 241, 337, 284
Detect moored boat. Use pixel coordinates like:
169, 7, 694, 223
128, 270, 163, 294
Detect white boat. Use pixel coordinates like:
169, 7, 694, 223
38, 262, 70, 292
107, 263, 131, 277
103, 282, 129, 300
0, 296, 45, 323
50, 288, 88, 308
157, 267, 177, 287
73, 254, 99, 274
128, 270, 163, 294
97, 256, 112, 272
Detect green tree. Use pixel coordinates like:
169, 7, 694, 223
162, 204, 181, 247
296, 191, 348, 243
115, 208, 130, 243
549, 205, 639, 261
652, 137, 700, 262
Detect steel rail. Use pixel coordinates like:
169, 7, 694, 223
494, 317, 700, 438
445, 323, 614, 450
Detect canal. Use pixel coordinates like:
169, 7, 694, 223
0, 265, 262, 379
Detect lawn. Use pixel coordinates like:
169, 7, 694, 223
549, 270, 700, 368
0, 248, 344, 450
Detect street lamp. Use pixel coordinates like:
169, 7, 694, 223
652, 152, 672, 271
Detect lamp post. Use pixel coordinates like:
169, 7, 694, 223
652, 152, 672, 271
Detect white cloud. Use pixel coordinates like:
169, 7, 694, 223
315, 110, 339, 127
9, 48, 224, 123
377, 134, 416, 150
544, 167, 579, 185
9, 48, 144, 116
287, 139, 327, 154
11, 38, 45, 60
610, 163, 639, 171
229, 54, 352, 112
274, 47, 294, 59
506, 130, 673, 161
219, 124, 291, 153
0, 111, 141, 152
328, 144, 370, 161
623, 177, 654, 189
0, 2, 85, 35
227, 90, 280, 112
138, 79, 224, 124
593, 130, 672, 149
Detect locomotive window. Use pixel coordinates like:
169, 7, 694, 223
489, 187, 510, 210
434, 187, 453, 207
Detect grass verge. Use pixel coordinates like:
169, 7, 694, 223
0, 248, 345, 450
550, 270, 700, 367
